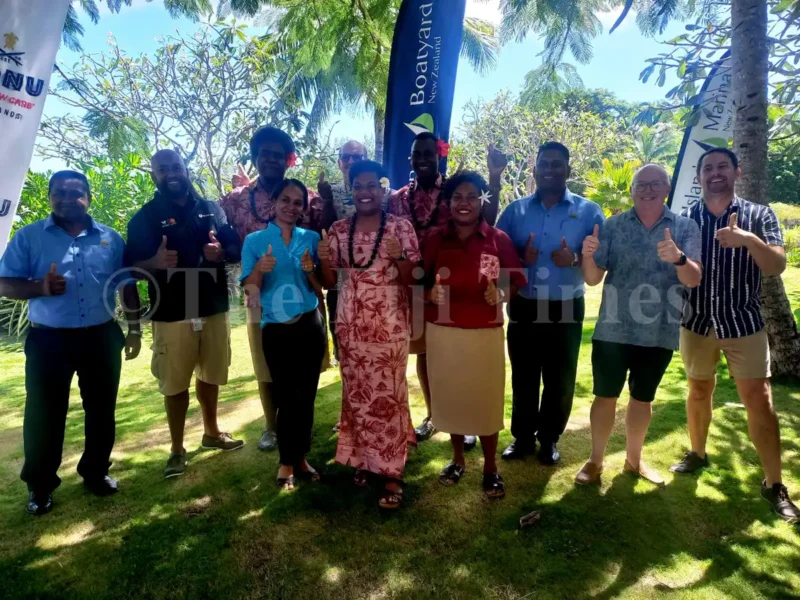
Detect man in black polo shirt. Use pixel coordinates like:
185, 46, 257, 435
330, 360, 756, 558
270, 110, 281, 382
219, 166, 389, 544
671, 148, 799, 523
126, 150, 244, 479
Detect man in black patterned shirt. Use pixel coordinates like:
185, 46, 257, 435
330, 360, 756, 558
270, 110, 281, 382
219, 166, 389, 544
671, 148, 798, 523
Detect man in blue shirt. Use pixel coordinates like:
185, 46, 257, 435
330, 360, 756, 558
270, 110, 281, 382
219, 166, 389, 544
497, 142, 605, 465
0, 171, 142, 516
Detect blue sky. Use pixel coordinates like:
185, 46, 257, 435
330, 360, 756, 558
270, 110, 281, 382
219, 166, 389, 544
34, 0, 684, 169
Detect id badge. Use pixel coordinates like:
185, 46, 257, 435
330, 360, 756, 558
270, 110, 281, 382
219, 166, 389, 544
191, 318, 203, 332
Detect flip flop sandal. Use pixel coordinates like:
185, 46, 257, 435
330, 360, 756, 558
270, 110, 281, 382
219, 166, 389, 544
296, 464, 322, 482
482, 472, 506, 500
438, 462, 466, 486
378, 486, 404, 510
276, 475, 296, 490
354, 469, 369, 488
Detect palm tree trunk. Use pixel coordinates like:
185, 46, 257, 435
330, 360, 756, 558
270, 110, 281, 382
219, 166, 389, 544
732, 0, 800, 377
373, 107, 385, 164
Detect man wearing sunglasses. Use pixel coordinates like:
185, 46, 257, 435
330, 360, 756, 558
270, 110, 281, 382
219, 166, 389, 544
0, 170, 142, 516
575, 164, 702, 486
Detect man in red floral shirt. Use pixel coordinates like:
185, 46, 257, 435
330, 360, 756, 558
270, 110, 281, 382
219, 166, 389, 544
389, 131, 506, 447
219, 126, 324, 453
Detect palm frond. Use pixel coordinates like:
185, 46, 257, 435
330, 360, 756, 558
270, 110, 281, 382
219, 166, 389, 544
462, 18, 499, 75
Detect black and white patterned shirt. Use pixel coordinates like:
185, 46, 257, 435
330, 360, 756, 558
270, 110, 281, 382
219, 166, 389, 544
681, 196, 783, 339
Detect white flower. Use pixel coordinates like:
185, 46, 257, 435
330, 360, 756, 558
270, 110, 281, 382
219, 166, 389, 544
479, 190, 492, 206
380, 177, 391, 191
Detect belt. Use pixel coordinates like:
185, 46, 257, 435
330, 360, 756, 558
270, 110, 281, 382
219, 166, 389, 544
30, 319, 115, 331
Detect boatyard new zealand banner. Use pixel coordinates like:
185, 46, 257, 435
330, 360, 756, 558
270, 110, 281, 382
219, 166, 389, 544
0, 0, 70, 256
383, 0, 467, 188
669, 52, 734, 213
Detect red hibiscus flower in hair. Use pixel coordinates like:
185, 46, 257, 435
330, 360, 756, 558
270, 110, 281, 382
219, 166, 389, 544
436, 139, 450, 158
286, 152, 298, 167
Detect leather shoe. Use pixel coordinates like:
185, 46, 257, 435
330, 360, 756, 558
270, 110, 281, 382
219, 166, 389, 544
624, 459, 665, 486
575, 462, 603, 485
84, 475, 119, 497
26, 492, 53, 516
501, 439, 535, 460
537, 442, 561, 465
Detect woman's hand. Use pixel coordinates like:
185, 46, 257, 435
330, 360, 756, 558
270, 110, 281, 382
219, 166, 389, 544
318, 230, 332, 262
484, 278, 502, 306
301, 248, 314, 273
258, 244, 276, 273
384, 235, 403, 261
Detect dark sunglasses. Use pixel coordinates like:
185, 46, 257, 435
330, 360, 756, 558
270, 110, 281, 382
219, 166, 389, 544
51, 189, 88, 200
340, 153, 365, 163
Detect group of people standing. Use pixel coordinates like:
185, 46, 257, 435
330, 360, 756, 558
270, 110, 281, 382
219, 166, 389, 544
1, 124, 797, 523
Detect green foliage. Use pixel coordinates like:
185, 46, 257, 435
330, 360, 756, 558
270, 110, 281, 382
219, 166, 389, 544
784, 227, 800, 267
448, 91, 630, 203
772, 202, 800, 223
519, 62, 585, 111
584, 159, 640, 216
628, 124, 681, 165
768, 143, 800, 207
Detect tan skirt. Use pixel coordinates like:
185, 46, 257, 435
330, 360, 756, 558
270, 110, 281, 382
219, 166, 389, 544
427, 323, 505, 436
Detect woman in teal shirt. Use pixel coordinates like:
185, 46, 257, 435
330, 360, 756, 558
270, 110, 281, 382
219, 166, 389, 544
241, 179, 326, 490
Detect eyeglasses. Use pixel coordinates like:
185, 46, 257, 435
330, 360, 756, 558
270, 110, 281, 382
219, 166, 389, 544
51, 189, 88, 200
340, 153, 365, 163
632, 181, 668, 192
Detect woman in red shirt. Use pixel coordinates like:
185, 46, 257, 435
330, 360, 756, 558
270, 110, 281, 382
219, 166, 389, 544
423, 172, 526, 499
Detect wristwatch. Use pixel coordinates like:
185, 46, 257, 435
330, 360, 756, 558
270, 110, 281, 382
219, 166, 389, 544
128, 330, 142, 337
570, 252, 580, 267
498, 288, 506, 302
673, 252, 687, 266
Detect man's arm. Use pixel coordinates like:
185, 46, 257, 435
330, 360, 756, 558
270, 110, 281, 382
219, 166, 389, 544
120, 282, 142, 360
581, 256, 606, 286
581, 223, 606, 286
0, 278, 47, 299
716, 210, 786, 276
745, 237, 786, 277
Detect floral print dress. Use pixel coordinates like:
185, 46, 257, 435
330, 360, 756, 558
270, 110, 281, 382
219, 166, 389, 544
328, 214, 421, 479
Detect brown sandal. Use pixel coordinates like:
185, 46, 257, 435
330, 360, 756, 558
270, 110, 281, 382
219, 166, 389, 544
378, 481, 404, 509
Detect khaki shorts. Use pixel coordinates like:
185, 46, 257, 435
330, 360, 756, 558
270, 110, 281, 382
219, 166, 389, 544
248, 305, 330, 381
679, 328, 771, 380
151, 312, 231, 396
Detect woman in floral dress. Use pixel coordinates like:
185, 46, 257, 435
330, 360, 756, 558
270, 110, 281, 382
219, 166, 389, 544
319, 160, 420, 509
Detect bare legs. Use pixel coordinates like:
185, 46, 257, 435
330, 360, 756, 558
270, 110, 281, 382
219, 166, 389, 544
164, 380, 222, 454
258, 382, 276, 431
685, 377, 715, 458
585, 396, 653, 468
451, 433, 498, 473
417, 353, 432, 418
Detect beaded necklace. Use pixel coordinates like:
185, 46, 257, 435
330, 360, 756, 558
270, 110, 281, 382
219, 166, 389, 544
348, 210, 387, 270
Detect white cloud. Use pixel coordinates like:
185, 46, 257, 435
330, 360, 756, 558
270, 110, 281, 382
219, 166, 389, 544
466, 0, 501, 25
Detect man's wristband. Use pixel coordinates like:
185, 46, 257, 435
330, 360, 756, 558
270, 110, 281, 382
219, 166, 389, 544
128, 329, 142, 337
673, 252, 688, 266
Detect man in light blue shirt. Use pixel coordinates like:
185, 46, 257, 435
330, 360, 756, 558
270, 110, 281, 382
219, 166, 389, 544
496, 142, 604, 465
0, 171, 141, 516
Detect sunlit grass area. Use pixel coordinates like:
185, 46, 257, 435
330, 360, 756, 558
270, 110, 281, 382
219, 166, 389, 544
1, 270, 799, 599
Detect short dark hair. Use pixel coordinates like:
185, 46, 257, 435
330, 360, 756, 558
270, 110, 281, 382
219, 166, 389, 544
348, 160, 388, 186
443, 171, 488, 201
271, 178, 309, 210
537, 141, 570, 163
413, 131, 438, 145
249, 126, 296, 162
49, 170, 91, 198
696, 147, 739, 175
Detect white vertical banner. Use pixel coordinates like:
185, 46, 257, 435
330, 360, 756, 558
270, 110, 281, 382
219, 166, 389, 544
0, 0, 70, 256
669, 52, 734, 214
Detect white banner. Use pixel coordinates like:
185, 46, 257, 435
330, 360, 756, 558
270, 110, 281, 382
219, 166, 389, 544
0, 0, 70, 256
669, 53, 734, 214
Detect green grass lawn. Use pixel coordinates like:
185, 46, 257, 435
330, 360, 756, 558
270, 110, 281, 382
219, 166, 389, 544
1, 271, 800, 600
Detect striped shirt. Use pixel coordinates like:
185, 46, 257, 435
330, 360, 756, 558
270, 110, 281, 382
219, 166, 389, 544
681, 196, 783, 339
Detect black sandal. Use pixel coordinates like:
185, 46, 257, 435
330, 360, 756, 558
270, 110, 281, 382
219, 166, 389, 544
296, 463, 321, 482
438, 462, 466, 486
482, 472, 506, 500
276, 475, 295, 490
378, 480, 404, 510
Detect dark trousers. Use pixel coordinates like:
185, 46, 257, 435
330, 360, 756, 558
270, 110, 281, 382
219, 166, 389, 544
327, 288, 340, 358
262, 309, 326, 466
21, 320, 125, 494
507, 296, 585, 446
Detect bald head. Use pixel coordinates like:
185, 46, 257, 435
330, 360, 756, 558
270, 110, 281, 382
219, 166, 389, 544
631, 163, 671, 208
151, 149, 190, 201
338, 140, 368, 179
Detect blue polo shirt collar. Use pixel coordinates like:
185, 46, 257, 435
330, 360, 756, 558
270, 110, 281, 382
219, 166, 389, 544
531, 188, 574, 207
44, 214, 102, 235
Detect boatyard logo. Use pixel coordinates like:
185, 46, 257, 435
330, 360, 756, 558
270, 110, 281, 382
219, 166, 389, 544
405, 112, 434, 136
0, 30, 45, 105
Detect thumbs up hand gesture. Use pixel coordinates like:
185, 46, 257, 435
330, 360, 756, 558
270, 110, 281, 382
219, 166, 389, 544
42, 263, 67, 297
657, 227, 682, 264
318, 170, 333, 202
552, 236, 577, 268
484, 277, 501, 306
716, 211, 750, 248
317, 229, 332, 262
301, 248, 315, 273
154, 235, 179, 270
259, 244, 277, 273
582, 224, 600, 259
203, 230, 225, 263
431, 273, 446, 306
523, 233, 539, 266
384, 235, 403, 261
